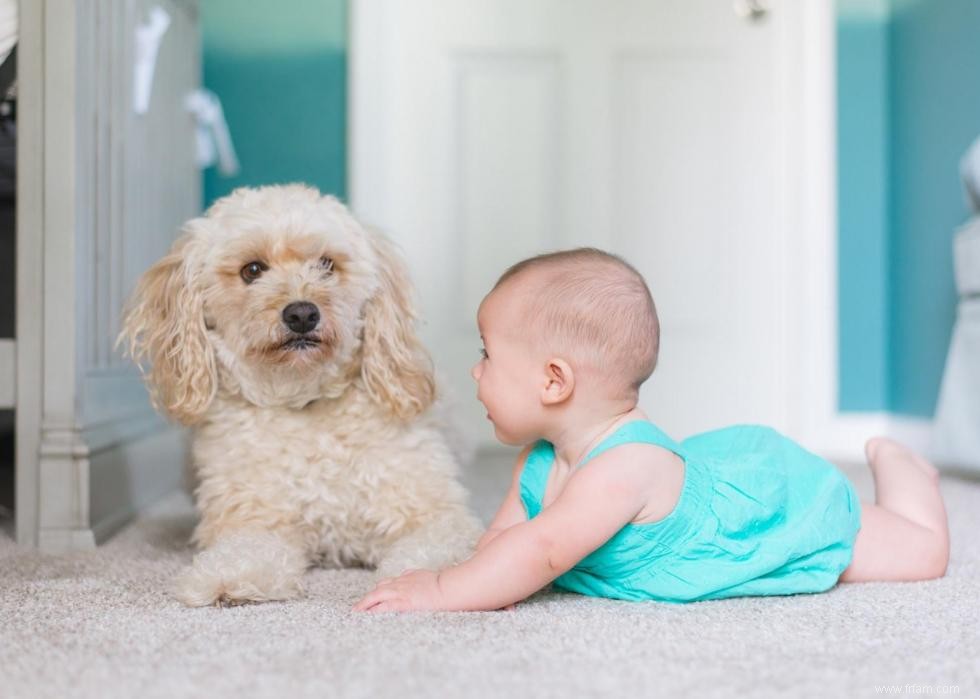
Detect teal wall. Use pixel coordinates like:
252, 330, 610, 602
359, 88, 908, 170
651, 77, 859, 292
200, 0, 348, 208
199, 1, 974, 417
888, 0, 980, 416
837, 0, 891, 412
837, 0, 978, 416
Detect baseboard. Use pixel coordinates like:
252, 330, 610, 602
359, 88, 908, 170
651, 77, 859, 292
885, 415, 934, 455
38, 527, 96, 552
89, 427, 187, 546
811, 412, 933, 463
90, 502, 141, 545
475, 416, 935, 466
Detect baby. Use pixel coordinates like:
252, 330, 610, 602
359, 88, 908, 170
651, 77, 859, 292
354, 248, 950, 611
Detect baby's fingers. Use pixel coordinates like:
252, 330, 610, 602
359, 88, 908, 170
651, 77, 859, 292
366, 599, 412, 613
352, 595, 374, 612
353, 587, 398, 611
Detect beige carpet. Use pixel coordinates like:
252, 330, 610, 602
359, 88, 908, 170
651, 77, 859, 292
1, 456, 978, 699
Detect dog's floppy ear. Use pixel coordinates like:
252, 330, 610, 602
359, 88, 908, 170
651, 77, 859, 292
118, 228, 217, 425
360, 232, 436, 420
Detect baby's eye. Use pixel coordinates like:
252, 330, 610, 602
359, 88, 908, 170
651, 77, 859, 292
479, 347, 488, 360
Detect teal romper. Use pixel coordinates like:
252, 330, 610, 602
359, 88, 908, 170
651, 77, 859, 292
519, 421, 862, 603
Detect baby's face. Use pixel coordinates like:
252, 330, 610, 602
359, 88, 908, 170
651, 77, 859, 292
472, 285, 546, 445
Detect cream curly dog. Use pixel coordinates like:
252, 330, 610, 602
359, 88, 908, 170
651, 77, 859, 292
120, 184, 482, 606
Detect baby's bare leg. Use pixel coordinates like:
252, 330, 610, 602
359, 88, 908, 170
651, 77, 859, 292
839, 438, 949, 583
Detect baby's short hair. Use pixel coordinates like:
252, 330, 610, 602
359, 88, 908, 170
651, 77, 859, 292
493, 248, 660, 393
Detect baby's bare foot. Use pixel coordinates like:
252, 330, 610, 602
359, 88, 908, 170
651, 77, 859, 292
865, 436, 940, 484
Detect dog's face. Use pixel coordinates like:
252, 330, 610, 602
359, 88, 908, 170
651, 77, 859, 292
201, 197, 375, 375
120, 185, 434, 424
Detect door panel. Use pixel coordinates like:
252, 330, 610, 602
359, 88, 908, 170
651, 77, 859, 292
352, 0, 791, 447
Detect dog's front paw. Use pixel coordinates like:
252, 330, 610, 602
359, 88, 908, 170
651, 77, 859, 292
376, 510, 483, 580
173, 529, 309, 607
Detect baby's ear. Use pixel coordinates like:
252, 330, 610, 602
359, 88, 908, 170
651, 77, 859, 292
359, 231, 436, 420
541, 358, 575, 405
118, 228, 217, 425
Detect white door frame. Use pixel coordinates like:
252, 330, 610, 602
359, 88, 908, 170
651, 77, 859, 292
773, 2, 932, 461
349, 0, 879, 461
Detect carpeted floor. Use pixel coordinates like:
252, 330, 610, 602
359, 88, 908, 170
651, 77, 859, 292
1, 455, 978, 698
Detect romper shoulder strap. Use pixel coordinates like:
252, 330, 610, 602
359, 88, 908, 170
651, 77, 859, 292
580, 420, 685, 466
519, 422, 682, 519
518, 440, 555, 519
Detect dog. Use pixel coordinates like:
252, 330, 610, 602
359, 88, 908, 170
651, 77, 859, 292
120, 184, 482, 606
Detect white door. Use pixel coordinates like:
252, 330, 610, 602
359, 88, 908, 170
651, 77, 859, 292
351, 0, 820, 449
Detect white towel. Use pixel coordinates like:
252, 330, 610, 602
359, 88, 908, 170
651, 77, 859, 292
962, 134, 980, 214
932, 154, 980, 470
954, 218, 980, 296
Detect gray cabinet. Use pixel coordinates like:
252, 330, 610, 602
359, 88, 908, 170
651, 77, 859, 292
16, 0, 201, 550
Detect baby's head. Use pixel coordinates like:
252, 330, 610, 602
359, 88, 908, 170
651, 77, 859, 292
473, 248, 659, 442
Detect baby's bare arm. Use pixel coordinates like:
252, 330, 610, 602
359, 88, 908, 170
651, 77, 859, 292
436, 449, 653, 610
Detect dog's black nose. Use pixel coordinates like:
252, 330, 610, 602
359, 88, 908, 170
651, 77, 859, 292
282, 301, 320, 334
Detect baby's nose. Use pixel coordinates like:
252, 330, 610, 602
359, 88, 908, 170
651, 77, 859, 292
470, 362, 481, 381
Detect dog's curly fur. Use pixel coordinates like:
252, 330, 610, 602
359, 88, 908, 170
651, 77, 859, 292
120, 184, 482, 606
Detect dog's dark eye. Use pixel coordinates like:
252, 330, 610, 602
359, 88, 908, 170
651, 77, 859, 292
240, 261, 268, 284
319, 256, 335, 275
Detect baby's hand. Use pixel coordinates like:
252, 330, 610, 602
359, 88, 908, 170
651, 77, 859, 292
353, 569, 446, 613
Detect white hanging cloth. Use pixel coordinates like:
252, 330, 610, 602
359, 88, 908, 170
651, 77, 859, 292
185, 88, 240, 177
